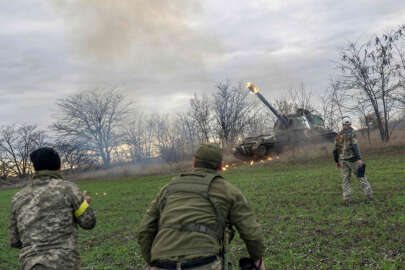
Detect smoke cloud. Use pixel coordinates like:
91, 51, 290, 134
51, 0, 221, 72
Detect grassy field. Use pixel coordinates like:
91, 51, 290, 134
1, 148, 404, 270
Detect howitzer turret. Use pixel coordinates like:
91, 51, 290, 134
232, 82, 337, 160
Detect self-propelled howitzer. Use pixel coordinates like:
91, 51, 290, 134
232, 83, 337, 160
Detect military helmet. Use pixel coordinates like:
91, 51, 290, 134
194, 143, 223, 170
342, 116, 352, 125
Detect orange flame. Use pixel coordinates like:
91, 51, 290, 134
267, 157, 273, 161
250, 160, 254, 166
247, 82, 259, 94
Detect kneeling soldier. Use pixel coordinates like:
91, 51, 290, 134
138, 143, 266, 270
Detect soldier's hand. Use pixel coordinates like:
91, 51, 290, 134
357, 160, 364, 168
255, 259, 265, 270
336, 163, 340, 169
83, 191, 91, 205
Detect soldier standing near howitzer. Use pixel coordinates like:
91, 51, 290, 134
8, 147, 96, 270
333, 117, 375, 206
137, 143, 266, 270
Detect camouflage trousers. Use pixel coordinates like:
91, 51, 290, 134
340, 159, 373, 201
21, 249, 81, 270
150, 258, 223, 270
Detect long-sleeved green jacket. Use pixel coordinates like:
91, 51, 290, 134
137, 168, 266, 265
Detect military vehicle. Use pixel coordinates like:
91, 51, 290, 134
232, 83, 337, 160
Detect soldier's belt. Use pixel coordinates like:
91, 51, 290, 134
152, 256, 217, 269
74, 200, 89, 217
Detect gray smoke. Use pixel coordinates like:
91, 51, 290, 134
51, 0, 222, 73
49, 0, 224, 113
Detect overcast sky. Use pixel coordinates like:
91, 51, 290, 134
1, 0, 404, 129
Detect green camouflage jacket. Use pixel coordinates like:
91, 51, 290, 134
8, 170, 96, 270
333, 127, 361, 161
137, 168, 266, 265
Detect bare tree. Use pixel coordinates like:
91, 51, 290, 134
337, 34, 402, 142
243, 102, 274, 137
190, 93, 212, 143
124, 117, 146, 163
390, 25, 405, 109
213, 81, 254, 146
53, 88, 131, 167
123, 113, 156, 163
176, 112, 199, 154
273, 98, 296, 116
54, 139, 97, 171
320, 81, 345, 132
149, 114, 186, 163
273, 84, 316, 115
356, 104, 375, 144
0, 152, 12, 180
0, 124, 46, 178
393, 92, 405, 109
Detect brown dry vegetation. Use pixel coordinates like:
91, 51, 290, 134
358, 130, 405, 152
73, 161, 193, 181
267, 129, 405, 164
2, 129, 404, 187
68, 129, 405, 181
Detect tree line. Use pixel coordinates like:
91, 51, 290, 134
2, 81, 318, 179
1, 25, 405, 179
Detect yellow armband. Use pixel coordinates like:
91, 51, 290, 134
74, 200, 89, 217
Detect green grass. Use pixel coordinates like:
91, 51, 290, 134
1, 149, 404, 269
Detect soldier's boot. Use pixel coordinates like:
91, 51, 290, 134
366, 195, 376, 202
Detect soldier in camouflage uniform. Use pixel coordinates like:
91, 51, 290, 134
8, 147, 96, 270
138, 143, 266, 270
333, 117, 374, 205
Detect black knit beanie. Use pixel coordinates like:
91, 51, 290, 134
30, 147, 61, 171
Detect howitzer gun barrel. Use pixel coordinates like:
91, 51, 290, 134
247, 83, 289, 128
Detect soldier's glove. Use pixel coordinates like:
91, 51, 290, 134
333, 149, 339, 163
239, 258, 260, 270
356, 163, 366, 178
